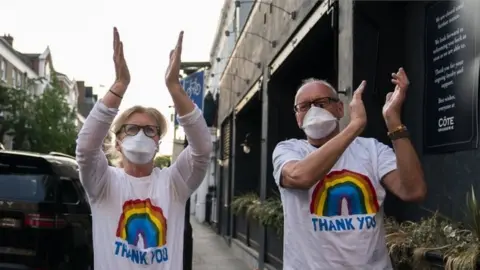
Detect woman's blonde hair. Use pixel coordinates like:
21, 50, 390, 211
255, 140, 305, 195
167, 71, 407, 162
106, 105, 168, 167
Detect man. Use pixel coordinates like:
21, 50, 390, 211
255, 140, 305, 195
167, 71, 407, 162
272, 68, 426, 270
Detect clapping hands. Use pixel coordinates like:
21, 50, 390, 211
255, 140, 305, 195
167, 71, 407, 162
383, 67, 410, 127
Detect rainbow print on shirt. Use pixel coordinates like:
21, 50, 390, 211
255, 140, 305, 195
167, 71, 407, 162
310, 169, 379, 232
114, 199, 169, 265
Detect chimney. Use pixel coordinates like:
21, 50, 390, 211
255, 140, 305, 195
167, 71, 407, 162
85, 87, 93, 97
2, 34, 13, 46
76, 81, 85, 99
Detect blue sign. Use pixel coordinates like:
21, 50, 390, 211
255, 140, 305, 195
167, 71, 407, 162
174, 71, 204, 126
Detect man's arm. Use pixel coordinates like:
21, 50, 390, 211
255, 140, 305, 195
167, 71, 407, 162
381, 68, 426, 201
277, 123, 362, 189
381, 138, 426, 202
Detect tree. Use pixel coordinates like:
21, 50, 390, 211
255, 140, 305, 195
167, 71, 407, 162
0, 74, 77, 155
0, 83, 35, 148
154, 155, 171, 168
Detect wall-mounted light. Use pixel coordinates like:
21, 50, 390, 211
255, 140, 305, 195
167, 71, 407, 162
240, 133, 251, 154
234, 0, 297, 20
210, 72, 250, 84
225, 30, 277, 48
216, 56, 261, 69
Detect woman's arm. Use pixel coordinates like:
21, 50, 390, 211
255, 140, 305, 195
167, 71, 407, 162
171, 105, 212, 192
165, 32, 213, 197
76, 102, 118, 200
76, 27, 130, 201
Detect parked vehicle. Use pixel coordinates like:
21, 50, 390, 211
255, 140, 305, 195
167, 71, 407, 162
0, 150, 93, 270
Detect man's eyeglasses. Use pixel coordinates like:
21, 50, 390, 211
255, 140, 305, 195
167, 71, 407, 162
294, 97, 339, 113
120, 124, 161, 138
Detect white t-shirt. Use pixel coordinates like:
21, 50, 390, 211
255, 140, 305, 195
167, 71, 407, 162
272, 137, 397, 270
76, 101, 211, 270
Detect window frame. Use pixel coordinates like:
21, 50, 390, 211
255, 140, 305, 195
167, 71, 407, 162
57, 177, 81, 205
11, 68, 16, 85
0, 58, 6, 81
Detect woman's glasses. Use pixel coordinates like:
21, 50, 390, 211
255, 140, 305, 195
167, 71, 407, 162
120, 124, 160, 138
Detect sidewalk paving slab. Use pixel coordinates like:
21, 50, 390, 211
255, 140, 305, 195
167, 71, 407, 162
191, 216, 251, 270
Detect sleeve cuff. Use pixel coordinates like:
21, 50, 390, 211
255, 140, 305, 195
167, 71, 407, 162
274, 158, 300, 187
90, 100, 119, 123
177, 105, 202, 126
379, 163, 398, 181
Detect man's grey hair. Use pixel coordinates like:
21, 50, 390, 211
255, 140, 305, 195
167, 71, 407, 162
294, 78, 338, 104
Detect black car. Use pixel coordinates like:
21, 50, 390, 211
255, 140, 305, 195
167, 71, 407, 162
0, 150, 93, 270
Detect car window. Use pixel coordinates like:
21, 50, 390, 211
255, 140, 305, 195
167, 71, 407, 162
59, 180, 79, 204
0, 174, 55, 202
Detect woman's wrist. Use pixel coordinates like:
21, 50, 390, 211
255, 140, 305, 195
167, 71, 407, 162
166, 82, 183, 93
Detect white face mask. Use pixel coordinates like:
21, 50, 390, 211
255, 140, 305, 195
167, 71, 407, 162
301, 106, 338, 139
119, 131, 158, 165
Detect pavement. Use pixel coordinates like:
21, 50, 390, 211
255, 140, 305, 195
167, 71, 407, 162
191, 217, 251, 270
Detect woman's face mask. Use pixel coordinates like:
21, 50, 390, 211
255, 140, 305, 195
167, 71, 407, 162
118, 131, 158, 165
301, 106, 338, 139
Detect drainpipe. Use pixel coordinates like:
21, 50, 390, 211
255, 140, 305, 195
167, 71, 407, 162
183, 139, 193, 270
258, 65, 270, 270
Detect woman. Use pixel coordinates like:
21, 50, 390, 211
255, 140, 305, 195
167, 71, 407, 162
76, 27, 212, 269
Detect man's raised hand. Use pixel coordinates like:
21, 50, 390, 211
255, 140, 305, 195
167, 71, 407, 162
349, 81, 367, 133
382, 67, 409, 127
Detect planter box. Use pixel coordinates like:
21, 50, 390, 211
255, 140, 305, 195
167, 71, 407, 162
392, 250, 480, 269
424, 251, 480, 269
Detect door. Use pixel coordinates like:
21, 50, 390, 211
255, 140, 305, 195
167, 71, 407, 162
353, 1, 406, 143
57, 177, 92, 268
353, 1, 407, 219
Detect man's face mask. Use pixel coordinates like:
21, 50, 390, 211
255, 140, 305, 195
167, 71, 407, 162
301, 106, 338, 139
118, 131, 158, 165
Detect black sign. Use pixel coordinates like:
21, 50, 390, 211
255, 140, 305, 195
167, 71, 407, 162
424, 0, 478, 153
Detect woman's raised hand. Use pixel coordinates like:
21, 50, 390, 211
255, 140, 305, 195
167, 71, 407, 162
112, 27, 130, 91
165, 31, 183, 88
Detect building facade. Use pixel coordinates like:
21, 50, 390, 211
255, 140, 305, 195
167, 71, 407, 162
0, 34, 47, 96
0, 34, 85, 150
208, 0, 479, 269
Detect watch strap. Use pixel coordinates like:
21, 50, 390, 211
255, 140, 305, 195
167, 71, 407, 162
387, 125, 410, 140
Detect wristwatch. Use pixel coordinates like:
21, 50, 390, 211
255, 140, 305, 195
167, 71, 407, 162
387, 125, 410, 140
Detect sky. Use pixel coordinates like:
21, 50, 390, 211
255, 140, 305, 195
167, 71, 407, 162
0, 0, 224, 155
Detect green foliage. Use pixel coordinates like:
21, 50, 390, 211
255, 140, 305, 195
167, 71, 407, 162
154, 155, 171, 168
231, 192, 284, 235
257, 196, 284, 235
0, 74, 77, 155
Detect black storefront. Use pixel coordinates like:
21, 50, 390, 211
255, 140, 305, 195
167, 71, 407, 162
212, 0, 480, 269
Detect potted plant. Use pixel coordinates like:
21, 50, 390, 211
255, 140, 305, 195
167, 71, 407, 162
385, 186, 480, 270
231, 192, 284, 235
231, 192, 263, 221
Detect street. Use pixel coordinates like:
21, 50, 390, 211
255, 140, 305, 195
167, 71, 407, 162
191, 217, 250, 270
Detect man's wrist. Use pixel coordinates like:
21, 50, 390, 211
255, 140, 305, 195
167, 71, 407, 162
384, 116, 402, 132
345, 120, 365, 137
